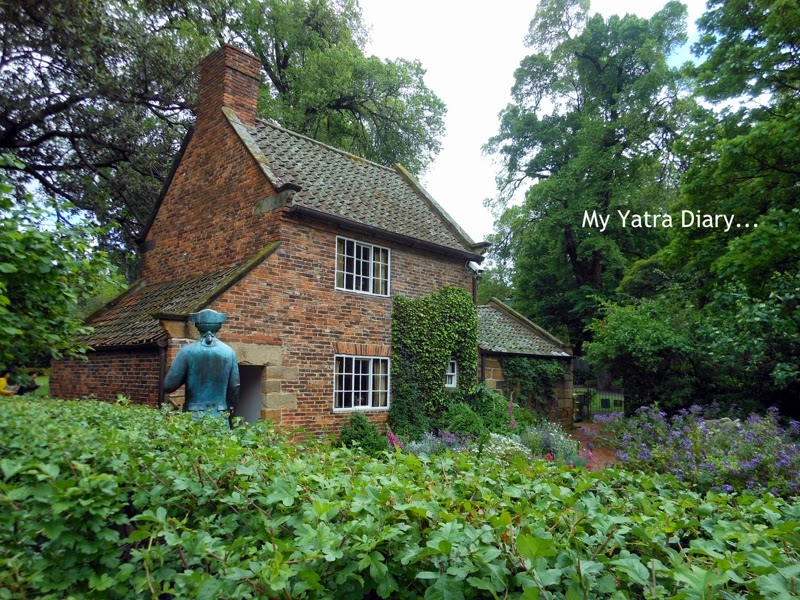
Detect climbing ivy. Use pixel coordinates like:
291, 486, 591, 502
390, 286, 477, 437
499, 357, 567, 414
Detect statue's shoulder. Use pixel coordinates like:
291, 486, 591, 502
215, 339, 236, 356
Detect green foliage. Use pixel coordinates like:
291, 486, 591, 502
591, 0, 800, 415
484, 0, 689, 350
338, 412, 387, 456
0, 155, 120, 373
702, 272, 800, 412
3, 397, 800, 598
442, 402, 485, 438
390, 286, 478, 435
500, 357, 567, 414
464, 384, 517, 433
476, 267, 514, 305
588, 272, 800, 414
585, 292, 701, 412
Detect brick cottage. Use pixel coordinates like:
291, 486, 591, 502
52, 45, 576, 432
50, 45, 491, 434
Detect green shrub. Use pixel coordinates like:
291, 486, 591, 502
339, 412, 387, 455
463, 384, 513, 432
3, 397, 800, 599
441, 402, 485, 437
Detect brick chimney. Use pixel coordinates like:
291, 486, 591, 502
197, 44, 261, 128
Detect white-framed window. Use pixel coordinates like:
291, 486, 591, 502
336, 236, 390, 296
445, 359, 458, 388
334, 355, 390, 410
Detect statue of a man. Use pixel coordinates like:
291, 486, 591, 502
164, 309, 240, 420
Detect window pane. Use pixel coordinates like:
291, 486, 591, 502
336, 239, 345, 288
335, 238, 390, 296
373, 359, 388, 407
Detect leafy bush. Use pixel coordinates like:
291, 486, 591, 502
604, 405, 800, 496
3, 398, 800, 599
442, 402, 485, 437
464, 383, 526, 433
338, 412, 387, 455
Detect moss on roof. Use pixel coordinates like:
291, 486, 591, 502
84, 243, 279, 348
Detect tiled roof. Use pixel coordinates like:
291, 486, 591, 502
478, 299, 571, 358
84, 244, 278, 347
248, 118, 476, 253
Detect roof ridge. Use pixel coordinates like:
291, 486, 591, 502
253, 117, 397, 174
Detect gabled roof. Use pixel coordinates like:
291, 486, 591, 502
222, 109, 484, 256
478, 298, 571, 358
83, 243, 279, 348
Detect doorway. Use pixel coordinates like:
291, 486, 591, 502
235, 365, 264, 423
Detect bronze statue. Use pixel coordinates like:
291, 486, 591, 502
164, 309, 239, 421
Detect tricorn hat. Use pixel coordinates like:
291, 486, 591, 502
188, 309, 227, 325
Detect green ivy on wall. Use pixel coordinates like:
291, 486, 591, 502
390, 287, 477, 437
499, 356, 567, 414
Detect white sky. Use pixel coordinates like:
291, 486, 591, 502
358, 0, 707, 244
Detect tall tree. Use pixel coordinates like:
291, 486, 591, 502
587, 0, 800, 414
661, 0, 800, 297
0, 0, 445, 278
485, 0, 688, 350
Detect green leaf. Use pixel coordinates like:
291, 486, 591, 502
516, 534, 557, 562
424, 577, 466, 600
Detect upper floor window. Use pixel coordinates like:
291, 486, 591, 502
445, 359, 458, 388
334, 355, 390, 410
336, 237, 390, 296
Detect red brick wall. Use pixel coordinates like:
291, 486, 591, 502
141, 46, 280, 284
50, 349, 161, 407
209, 214, 474, 435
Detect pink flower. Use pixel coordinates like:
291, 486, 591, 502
387, 430, 404, 450
545, 453, 554, 461
509, 418, 516, 429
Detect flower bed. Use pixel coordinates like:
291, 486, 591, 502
600, 405, 800, 496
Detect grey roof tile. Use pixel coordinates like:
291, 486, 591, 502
250, 119, 475, 252
478, 299, 571, 358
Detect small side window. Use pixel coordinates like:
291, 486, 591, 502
445, 360, 458, 388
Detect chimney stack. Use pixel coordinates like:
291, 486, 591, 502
197, 44, 261, 128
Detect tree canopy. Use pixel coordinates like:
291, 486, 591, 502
584, 0, 800, 414
0, 154, 122, 374
484, 0, 688, 350
0, 0, 445, 277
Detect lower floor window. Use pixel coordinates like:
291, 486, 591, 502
334, 355, 390, 409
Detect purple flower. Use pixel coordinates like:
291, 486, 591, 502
722, 484, 734, 493
387, 430, 404, 451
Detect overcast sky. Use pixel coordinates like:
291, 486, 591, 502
358, 0, 707, 244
